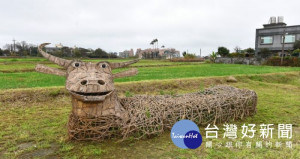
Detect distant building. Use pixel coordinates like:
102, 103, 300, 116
45, 43, 63, 53
136, 48, 180, 59
119, 49, 134, 58
55, 43, 63, 48
255, 16, 300, 57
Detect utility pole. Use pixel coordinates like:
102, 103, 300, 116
12, 38, 16, 53
281, 28, 286, 65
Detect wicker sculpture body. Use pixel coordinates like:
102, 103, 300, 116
36, 43, 257, 141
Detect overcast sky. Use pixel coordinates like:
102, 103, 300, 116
0, 0, 299, 56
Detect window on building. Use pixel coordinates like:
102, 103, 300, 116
260, 36, 273, 44
282, 34, 296, 43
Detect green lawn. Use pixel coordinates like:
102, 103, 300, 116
0, 73, 299, 158
0, 58, 196, 72
1, 63, 300, 89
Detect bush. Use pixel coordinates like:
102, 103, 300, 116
204, 59, 211, 63
184, 53, 196, 59
264, 56, 300, 67
229, 52, 244, 58
292, 49, 300, 57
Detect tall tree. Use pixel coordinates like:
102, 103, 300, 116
94, 48, 108, 58
217, 46, 230, 57
233, 46, 241, 53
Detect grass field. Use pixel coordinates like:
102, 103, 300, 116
0, 58, 299, 158
0, 58, 195, 72
0, 72, 299, 158
1, 58, 300, 89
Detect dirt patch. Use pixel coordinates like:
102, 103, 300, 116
17, 142, 36, 151
18, 143, 60, 159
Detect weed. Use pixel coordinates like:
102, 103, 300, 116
125, 91, 133, 97
159, 90, 165, 95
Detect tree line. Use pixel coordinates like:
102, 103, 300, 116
214, 40, 300, 58
0, 41, 118, 58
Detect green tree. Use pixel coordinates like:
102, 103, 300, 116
182, 51, 187, 57
260, 48, 271, 58
94, 48, 108, 58
53, 50, 64, 57
245, 48, 255, 54
294, 40, 300, 50
29, 47, 38, 56
217, 46, 230, 57
3, 50, 10, 56
74, 48, 81, 58
0, 48, 3, 56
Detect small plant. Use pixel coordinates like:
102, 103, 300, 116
159, 90, 165, 95
145, 107, 151, 118
210, 52, 217, 63
125, 91, 133, 97
82, 145, 104, 156
169, 90, 176, 96
199, 82, 204, 91
49, 89, 61, 97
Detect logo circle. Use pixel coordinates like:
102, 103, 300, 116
184, 130, 202, 149
170, 120, 202, 149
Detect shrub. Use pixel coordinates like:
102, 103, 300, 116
292, 49, 300, 57
264, 56, 300, 67
184, 53, 196, 59
204, 59, 211, 63
229, 52, 244, 58
259, 48, 271, 58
